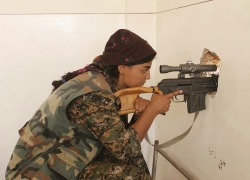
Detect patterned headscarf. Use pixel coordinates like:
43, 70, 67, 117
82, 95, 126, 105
99, 29, 156, 65
53, 29, 156, 92
81, 29, 156, 91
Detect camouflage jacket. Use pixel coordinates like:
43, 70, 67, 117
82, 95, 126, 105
5, 71, 122, 180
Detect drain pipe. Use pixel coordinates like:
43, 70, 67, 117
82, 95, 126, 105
151, 140, 196, 180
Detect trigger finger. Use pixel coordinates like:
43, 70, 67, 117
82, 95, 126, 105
169, 90, 183, 98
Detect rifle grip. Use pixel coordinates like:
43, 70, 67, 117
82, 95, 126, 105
114, 86, 162, 115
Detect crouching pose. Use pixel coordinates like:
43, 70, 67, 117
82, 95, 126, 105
6, 29, 181, 179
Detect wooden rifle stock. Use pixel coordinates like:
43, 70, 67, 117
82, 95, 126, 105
114, 86, 163, 115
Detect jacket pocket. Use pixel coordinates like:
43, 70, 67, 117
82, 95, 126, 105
6, 122, 39, 179
48, 146, 85, 180
18, 121, 39, 147
48, 137, 102, 179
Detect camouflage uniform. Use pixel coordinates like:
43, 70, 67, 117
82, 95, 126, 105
6, 71, 151, 180
67, 91, 151, 180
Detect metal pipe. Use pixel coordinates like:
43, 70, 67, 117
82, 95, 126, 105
151, 140, 159, 180
157, 148, 195, 180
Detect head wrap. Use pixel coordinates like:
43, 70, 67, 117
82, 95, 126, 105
52, 29, 156, 92
100, 29, 156, 65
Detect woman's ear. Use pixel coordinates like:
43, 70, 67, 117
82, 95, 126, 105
118, 65, 127, 74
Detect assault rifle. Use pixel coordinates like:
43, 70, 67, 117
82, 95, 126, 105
114, 61, 219, 115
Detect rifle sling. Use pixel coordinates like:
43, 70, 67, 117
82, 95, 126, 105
145, 112, 199, 148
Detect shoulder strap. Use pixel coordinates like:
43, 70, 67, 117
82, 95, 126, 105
145, 112, 199, 148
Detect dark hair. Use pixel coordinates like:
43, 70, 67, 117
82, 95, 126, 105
52, 64, 119, 92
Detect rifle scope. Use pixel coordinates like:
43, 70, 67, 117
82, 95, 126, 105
160, 63, 217, 74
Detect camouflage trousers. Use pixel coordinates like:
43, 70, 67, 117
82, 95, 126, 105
78, 137, 151, 180
78, 161, 152, 180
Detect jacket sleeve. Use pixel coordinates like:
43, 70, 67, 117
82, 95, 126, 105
66, 90, 142, 160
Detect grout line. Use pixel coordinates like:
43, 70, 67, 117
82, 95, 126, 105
0, 0, 214, 16
157, 0, 214, 14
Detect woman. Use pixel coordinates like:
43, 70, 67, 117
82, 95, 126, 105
6, 29, 181, 179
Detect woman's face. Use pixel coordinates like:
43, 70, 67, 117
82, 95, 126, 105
118, 60, 152, 89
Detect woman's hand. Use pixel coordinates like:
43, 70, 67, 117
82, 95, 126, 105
131, 90, 182, 141
147, 90, 183, 115
134, 96, 149, 114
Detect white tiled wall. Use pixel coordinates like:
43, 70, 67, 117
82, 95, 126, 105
0, 0, 125, 14
155, 0, 250, 179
